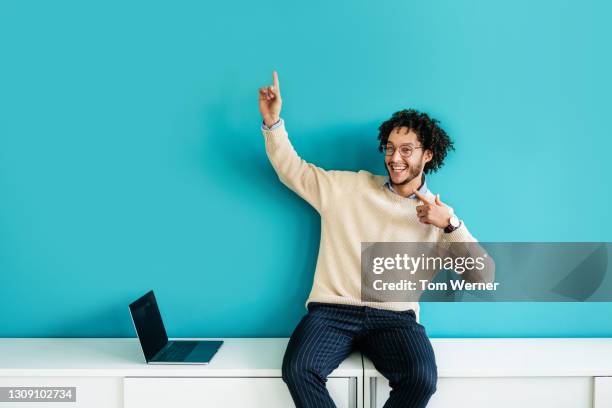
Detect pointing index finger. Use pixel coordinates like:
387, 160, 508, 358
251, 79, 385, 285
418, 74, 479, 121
413, 189, 432, 204
273, 70, 281, 95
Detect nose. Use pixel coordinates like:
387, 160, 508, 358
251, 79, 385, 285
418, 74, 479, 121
390, 148, 403, 162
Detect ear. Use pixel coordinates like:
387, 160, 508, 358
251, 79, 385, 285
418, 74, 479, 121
422, 149, 433, 164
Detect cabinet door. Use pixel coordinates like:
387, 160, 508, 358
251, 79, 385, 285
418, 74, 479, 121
595, 377, 612, 408
370, 376, 592, 408
124, 377, 357, 408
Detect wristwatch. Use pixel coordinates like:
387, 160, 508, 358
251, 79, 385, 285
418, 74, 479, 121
444, 215, 462, 233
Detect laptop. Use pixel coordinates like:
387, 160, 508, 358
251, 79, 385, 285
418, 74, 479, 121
129, 290, 223, 364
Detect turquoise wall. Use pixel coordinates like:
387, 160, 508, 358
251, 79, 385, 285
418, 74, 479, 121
1, 0, 611, 338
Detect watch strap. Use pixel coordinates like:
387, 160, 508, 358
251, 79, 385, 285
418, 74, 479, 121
444, 219, 462, 233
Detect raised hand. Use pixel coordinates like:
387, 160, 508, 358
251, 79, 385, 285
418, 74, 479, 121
413, 190, 454, 229
258, 70, 282, 127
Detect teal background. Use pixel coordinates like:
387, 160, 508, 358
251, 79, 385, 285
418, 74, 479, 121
1, 0, 611, 338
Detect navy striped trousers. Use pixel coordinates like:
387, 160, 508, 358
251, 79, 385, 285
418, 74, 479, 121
282, 302, 438, 408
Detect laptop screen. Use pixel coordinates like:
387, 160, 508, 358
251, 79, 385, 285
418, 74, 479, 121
129, 290, 169, 361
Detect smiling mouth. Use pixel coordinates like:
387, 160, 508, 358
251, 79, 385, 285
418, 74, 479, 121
388, 164, 408, 176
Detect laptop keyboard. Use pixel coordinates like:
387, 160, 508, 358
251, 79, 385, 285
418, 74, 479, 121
157, 341, 198, 361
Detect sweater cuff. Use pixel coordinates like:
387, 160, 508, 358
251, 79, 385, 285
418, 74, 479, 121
261, 118, 283, 131
261, 119, 288, 152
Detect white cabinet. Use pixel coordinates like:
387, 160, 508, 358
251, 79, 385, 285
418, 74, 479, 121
369, 376, 592, 408
595, 377, 612, 408
364, 338, 612, 408
0, 376, 121, 408
124, 376, 357, 408
1, 338, 611, 408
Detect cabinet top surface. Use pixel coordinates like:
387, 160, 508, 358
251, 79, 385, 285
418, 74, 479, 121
0, 338, 362, 377
1, 338, 611, 377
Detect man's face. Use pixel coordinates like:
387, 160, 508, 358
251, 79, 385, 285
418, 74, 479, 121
384, 126, 432, 185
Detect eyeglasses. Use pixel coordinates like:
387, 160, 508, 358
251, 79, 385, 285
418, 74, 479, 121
382, 144, 423, 158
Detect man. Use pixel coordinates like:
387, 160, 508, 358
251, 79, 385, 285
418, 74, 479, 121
258, 71, 489, 408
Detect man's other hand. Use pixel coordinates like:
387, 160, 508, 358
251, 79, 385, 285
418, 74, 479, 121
259, 70, 282, 127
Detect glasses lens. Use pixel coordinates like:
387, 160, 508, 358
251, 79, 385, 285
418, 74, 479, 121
400, 146, 413, 157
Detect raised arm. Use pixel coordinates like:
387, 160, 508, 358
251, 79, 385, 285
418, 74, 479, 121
258, 71, 338, 212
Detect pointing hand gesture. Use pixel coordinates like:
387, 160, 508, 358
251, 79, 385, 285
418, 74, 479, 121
259, 70, 282, 128
413, 190, 454, 229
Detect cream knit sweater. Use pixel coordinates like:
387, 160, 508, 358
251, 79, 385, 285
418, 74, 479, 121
262, 121, 480, 323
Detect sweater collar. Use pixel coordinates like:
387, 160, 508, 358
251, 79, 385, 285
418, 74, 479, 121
383, 174, 428, 199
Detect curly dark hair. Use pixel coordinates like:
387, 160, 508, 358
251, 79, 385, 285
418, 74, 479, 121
377, 109, 455, 174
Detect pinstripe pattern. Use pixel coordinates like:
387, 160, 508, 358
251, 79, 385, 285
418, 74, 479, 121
282, 302, 437, 407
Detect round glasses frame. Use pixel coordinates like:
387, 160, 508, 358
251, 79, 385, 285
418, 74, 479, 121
381, 144, 423, 158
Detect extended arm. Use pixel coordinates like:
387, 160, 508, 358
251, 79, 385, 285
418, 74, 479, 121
258, 71, 336, 212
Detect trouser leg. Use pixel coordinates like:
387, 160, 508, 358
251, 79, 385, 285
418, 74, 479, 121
358, 308, 438, 408
282, 303, 363, 408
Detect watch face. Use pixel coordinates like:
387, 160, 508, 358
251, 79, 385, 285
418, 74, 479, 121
449, 216, 460, 228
